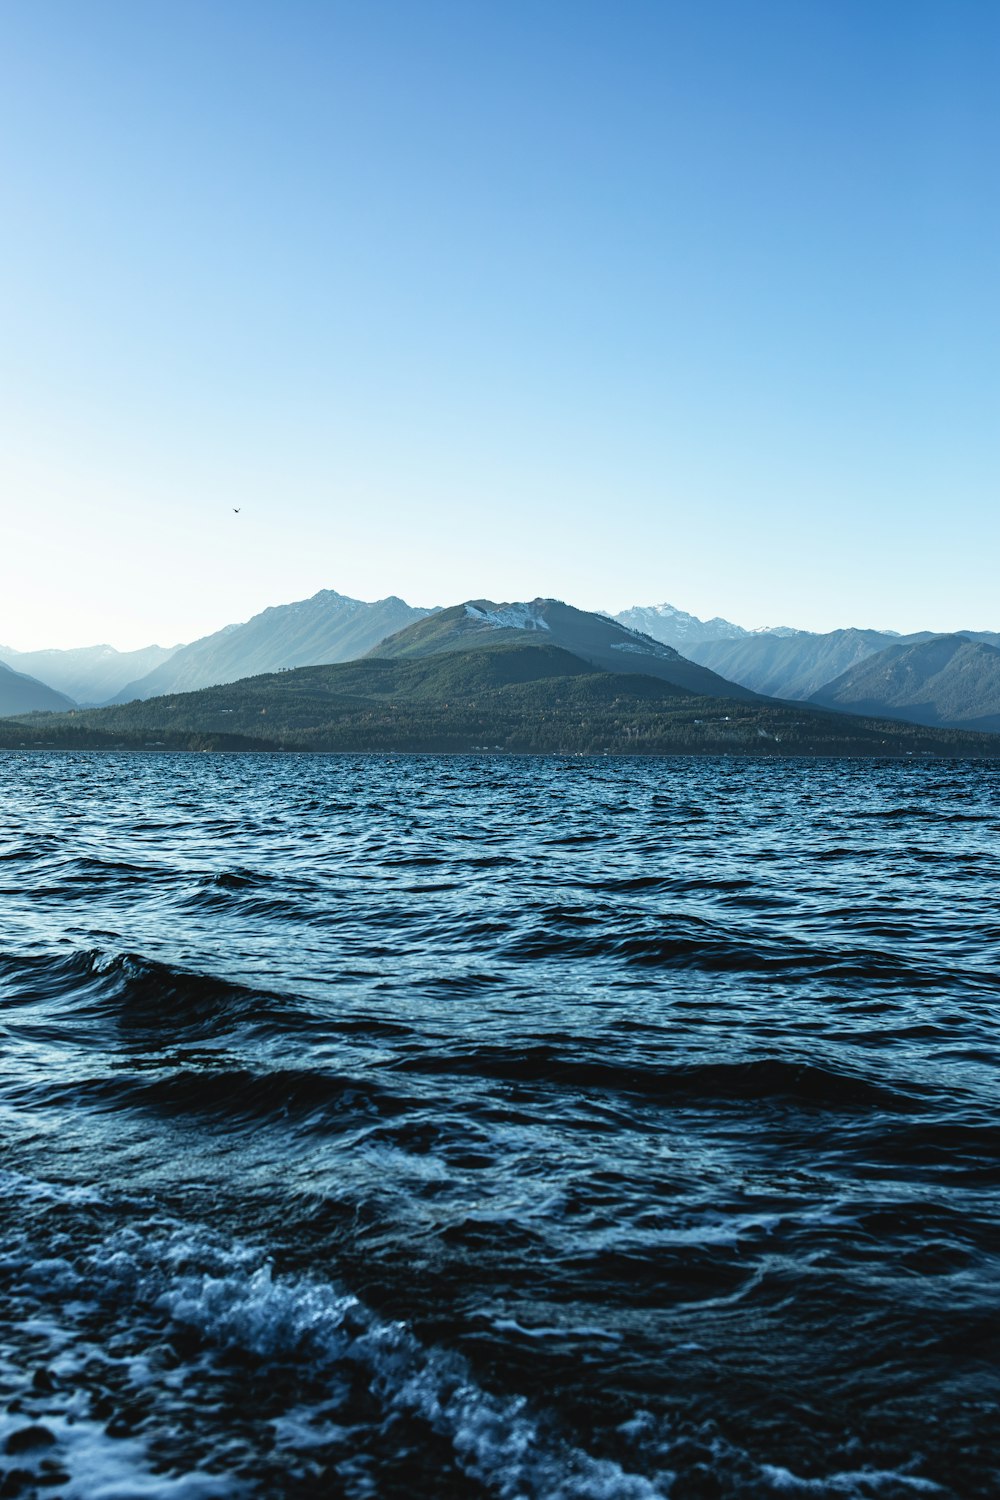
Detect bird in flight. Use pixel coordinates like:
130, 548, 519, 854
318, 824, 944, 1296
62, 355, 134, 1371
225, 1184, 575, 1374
233, 508, 241, 513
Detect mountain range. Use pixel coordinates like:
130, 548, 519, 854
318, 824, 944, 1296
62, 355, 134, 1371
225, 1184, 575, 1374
4, 591, 1000, 739
0, 643, 177, 706
3, 612, 996, 759
811, 634, 1000, 734
683, 628, 923, 700
613, 602, 799, 647
615, 607, 1000, 699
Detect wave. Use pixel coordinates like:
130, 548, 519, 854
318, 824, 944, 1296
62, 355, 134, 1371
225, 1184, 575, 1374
1, 1172, 955, 1499
29, 1064, 414, 1136
1, 756, 997, 1498
392, 1050, 930, 1113
0, 948, 314, 1042
503, 917, 1000, 992
0, 1181, 669, 1499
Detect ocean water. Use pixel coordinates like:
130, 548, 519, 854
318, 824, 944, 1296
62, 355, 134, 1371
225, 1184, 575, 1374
0, 751, 998, 1499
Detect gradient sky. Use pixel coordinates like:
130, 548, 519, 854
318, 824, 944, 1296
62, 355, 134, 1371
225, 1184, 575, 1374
2, 0, 997, 650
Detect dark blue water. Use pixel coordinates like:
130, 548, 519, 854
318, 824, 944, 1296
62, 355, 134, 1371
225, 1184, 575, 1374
1, 752, 998, 1499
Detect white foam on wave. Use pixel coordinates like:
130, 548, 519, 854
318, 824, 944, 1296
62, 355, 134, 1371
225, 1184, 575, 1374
0, 1167, 103, 1206
0, 1161, 669, 1500
760, 1463, 945, 1494
0, 1170, 947, 1500
0, 1177, 238, 1497
152, 1246, 666, 1499
0, 1368, 235, 1500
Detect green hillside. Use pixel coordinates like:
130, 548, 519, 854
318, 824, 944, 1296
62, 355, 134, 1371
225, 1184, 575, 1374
811, 635, 1000, 732
2, 640, 998, 757
368, 597, 767, 700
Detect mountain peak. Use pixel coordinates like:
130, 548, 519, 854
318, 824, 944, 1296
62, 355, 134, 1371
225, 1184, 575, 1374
367, 596, 763, 702
108, 590, 432, 702
614, 603, 748, 647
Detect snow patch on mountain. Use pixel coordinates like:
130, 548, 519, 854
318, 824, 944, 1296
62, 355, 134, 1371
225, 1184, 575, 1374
609, 639, 675, 658
464, 603, 551, 632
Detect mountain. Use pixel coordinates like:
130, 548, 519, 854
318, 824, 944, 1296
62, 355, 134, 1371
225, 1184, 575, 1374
810, 635, 1000, 733
368, 598, 766, 701
621, 611, 1000, 702
112, 589, 432, 701
613, 603, 750, 648
0, 661, 75, 715
3, 638, 998, 758
682, 628, 925, 700
612, 603, 801, 650
0, 643, 178, 706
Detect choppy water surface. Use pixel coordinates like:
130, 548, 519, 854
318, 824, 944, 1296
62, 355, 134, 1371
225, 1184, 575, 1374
1, 751, 998, 1499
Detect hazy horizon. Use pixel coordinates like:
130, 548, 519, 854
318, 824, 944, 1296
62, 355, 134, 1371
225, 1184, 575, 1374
2, 580, 997, 659
3, 2, 997, 652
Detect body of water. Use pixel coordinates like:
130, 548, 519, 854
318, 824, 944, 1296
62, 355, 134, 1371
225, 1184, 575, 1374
0, 752, 998, 1498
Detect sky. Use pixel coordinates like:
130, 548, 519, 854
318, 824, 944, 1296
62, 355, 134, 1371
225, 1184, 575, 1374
2, 0, 998, 650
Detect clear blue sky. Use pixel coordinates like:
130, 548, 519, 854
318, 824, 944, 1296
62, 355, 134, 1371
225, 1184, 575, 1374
2, 0, 997, 648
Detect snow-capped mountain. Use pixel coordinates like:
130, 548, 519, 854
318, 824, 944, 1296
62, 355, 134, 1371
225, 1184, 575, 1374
613, 603, 754, 648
